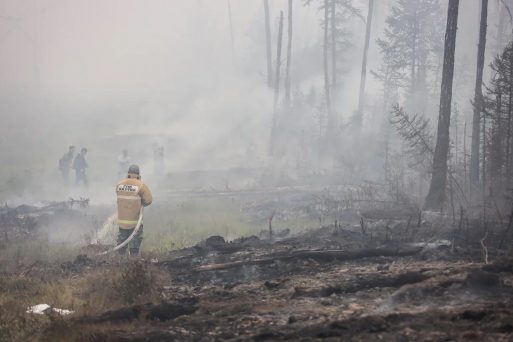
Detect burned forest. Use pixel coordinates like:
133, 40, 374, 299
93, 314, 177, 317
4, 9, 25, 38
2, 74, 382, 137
1, 0, 513, 341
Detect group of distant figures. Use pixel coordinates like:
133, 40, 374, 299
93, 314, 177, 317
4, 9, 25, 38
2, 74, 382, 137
58, 145, 165, 186
59, 146, 88, 185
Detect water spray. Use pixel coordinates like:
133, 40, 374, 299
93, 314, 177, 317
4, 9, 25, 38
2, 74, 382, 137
97, 207, 144, 256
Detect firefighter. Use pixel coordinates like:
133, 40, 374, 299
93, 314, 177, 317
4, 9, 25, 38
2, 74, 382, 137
72, 147, 88, 186
58, 145, 75, 182
117, 149, 131, 178
116, 164, 153, 256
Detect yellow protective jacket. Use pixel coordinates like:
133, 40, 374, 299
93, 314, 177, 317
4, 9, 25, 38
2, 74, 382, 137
116, 174, 153, 229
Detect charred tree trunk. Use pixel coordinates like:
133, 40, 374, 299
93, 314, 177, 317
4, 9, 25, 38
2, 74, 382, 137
264, 0, 273, 88
331, 0, 337, 106
482, 108, 487, 198
324, 0, 333, 138
470, 0, 488, 192
489, 93, 504, 193
496, 0, 505, 54
411, 12, 417, 102
192, 247, 423, 272
285, 0, 293, 108
507, 54, 513, 187
270, 11, 284, 156
424, 0, 460, 211
227, 0, 235, 64
355, 0, 374, 128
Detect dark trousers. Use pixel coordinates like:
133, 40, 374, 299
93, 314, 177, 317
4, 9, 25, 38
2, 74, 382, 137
117, 225, 143, 255
76, 170, 88, 186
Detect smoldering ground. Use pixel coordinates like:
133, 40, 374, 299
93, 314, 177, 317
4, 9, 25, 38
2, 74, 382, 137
1, 0, 513, 341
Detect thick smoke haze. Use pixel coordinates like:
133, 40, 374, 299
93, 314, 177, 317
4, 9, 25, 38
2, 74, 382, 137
0, 0, 495, 205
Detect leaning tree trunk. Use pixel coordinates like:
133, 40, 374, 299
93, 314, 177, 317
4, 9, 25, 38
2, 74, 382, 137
264, 0, 273, 88
355, 0, 374, 129
323, 0, 333, 139
470, 0, 488, 193
270, 11, 284, 156
285, 0, 293, 108
424, 0, 460, 211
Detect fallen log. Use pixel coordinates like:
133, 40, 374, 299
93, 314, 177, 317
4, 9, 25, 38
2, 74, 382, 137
192, 247, 422, 272
77, 299, 198, 323
285, 247, 423, 261
483, 258, 513, 273
292, 271, 431, 298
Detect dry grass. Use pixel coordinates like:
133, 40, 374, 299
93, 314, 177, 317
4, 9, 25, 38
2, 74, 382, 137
141, 198, 261, 253
0, 260, 169, 341
0, 196, 307, 340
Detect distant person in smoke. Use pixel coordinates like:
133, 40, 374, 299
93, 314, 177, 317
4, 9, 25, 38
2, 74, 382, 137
153, 145, 165, 177
116, 164, 153, 256
118, 149, 131, 178
58, 145, 75, 182
72, 147, 88, 186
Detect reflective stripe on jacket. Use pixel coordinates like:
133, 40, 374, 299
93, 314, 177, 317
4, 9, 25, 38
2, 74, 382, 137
116, 175, 153, 229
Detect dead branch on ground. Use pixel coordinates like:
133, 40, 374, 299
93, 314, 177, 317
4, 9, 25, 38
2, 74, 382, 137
191, 247, 423, 272
293, 271, 431, 298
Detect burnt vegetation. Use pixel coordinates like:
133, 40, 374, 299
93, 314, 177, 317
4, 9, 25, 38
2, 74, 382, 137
2, 0, 513, 341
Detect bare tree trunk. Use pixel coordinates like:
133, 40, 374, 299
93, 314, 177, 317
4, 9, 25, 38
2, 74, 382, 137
507, 54, 513, 187
482, 107, 487, 198
410, 2, 418, 102
489, 93, 504, 193
270, 11, 284, 156
264, 0, 273, 87
464, 121, 468, 194
496, 0, 505, 54
285, 0, 293, 108
506, 67, 513, 187
324, 0, 333, 137
470, 0, 488, 192
331, 0, 337, 106
355, 0, 374, 128
227, 0, 235, 64
424, 0, 460, 211
498, 94, 506, 188
32, 0, 40, 88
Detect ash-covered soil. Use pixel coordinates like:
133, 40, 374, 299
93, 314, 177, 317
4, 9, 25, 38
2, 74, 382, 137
2, 195, 513, 341
50, 223, 513, 341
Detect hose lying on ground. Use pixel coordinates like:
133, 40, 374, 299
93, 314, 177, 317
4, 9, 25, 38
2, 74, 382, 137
97, 207, 144, 256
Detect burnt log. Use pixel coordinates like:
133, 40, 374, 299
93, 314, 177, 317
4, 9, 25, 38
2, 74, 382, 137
292, 271, 431, 298
192, 247, 422, 272
78, 299, 198, 323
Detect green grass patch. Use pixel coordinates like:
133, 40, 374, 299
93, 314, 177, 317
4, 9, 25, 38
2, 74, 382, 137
141, 198, 261, 253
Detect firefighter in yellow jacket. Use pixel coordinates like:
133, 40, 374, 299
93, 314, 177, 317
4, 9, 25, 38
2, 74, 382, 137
116, 164, 153, 256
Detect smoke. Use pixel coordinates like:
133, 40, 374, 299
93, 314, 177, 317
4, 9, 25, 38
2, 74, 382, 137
0, 0, 493, 206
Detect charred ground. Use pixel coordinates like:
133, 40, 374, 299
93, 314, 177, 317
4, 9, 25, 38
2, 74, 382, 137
1, 190, 513, 341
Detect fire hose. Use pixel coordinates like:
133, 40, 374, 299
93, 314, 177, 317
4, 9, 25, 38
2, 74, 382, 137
97, 207, 144, 256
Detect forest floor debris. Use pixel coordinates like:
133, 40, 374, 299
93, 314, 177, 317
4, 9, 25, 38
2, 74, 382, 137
1, 195, 512, 341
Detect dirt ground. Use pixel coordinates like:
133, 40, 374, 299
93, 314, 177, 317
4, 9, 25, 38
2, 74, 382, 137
1, 193, 513, 341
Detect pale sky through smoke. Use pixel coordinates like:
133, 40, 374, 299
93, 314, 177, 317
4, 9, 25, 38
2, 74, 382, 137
0, 0, 483, 183
0, 1, 321, 96
0, 0, 324, 176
